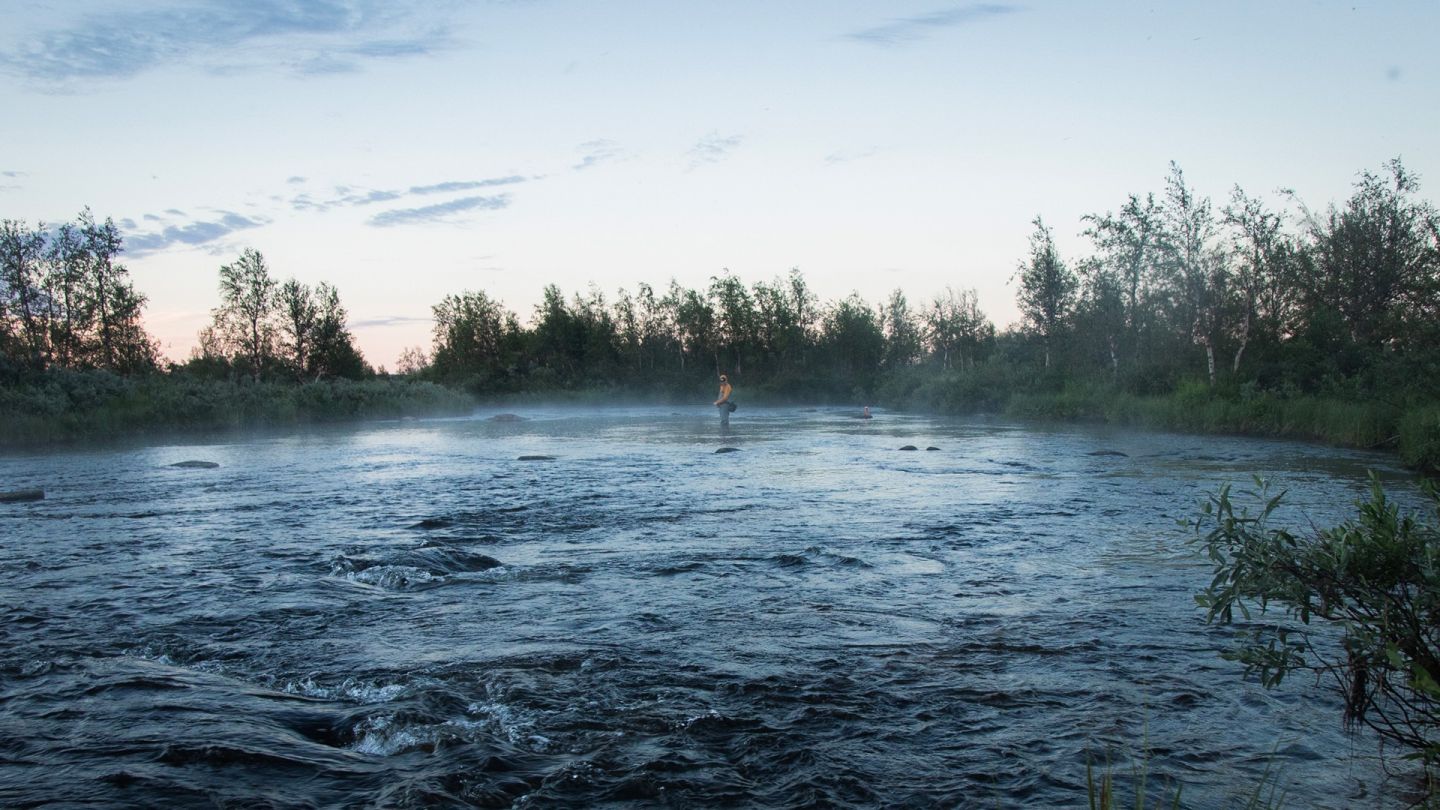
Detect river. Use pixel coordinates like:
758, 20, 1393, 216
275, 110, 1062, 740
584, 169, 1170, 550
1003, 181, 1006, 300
0, 406, 1422, 807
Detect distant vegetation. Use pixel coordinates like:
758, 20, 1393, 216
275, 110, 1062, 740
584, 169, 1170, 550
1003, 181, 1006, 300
3, 159, 1438, 470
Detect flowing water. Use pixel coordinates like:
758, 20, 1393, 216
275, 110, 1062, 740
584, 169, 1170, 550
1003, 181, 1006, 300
0, 406, 1424, 808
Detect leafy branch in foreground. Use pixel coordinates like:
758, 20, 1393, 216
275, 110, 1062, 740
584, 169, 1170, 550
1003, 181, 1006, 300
1191, 475, 1440, 776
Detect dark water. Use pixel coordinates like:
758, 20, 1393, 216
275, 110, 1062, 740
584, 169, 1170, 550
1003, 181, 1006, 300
0, 407, 1423, 808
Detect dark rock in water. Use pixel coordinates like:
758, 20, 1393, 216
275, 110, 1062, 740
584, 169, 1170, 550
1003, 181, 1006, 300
926, 446, 941, 451
411, 518, 453, 530
0, 489, 44, 503
170, 460, 220, 469
518, 455, 556, 461
898, 445, 918, 451
490, 413, 526, 422
715, 447, 742, 454
1087, 450, 1129, 457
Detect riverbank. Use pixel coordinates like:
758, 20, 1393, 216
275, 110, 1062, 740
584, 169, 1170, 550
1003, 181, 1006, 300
878, 369, 1440, 477
5, 367, 1437, 478
0, 370, 475, 447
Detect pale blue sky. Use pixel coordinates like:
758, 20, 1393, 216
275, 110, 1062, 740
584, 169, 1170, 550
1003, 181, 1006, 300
3, 1, 1436, 367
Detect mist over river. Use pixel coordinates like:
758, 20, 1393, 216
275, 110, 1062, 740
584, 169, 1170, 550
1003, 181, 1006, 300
0, 406, 1423, 807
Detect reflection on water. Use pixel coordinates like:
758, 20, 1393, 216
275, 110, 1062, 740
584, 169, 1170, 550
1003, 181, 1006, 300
0, 406, 1422, 807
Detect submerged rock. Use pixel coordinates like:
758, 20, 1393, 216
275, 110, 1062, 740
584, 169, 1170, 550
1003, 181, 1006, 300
169, 461, 220, 469
715, 447, 742, 454
898, 445, 918, 451
0, 489, 44, 503
490, 413, 527, 422
1087, 450, 1128, 457
518, 455, 556, 461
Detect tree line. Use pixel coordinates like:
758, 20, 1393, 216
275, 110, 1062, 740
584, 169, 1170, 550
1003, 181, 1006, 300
5, 157, 1437, 414
416, 271, 996, 399
416, 158, 1439, 408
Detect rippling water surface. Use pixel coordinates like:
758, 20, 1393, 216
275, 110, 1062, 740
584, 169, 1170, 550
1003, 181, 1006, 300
0, 406, 1423, 807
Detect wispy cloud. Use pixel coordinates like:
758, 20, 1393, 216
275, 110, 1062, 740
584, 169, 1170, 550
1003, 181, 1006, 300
0, 169, 23, 190
847, 4, 1020, 46
1, 1, 454, 85
687, 133, 744, 170
291, 175, 527, 213
124, 210, 268, 255
573, 139, 624, 171
368, 194, 511, 227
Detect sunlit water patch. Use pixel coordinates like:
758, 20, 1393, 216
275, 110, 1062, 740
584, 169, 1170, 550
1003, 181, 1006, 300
0, 406, 1424, 807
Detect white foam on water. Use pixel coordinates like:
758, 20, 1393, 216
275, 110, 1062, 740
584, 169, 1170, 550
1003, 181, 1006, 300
343, 565, 437, 590
284, 676, 411, 703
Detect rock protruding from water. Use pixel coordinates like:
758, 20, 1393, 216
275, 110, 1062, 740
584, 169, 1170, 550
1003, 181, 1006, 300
170, 460, 220, 469
518, 455, 556, 461
715, 447, 742, 454
490, 413, 527, 422
1, 489, 44, 503
926, 446, 941, 451
898, 445, 918, 451
410, 518, 453, 530
1087, 450, 1129, 457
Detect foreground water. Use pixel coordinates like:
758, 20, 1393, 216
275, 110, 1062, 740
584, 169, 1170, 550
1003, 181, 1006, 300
0, 406, 1423, 807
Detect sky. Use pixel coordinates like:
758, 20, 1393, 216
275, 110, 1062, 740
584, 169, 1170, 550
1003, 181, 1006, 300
3, 1, 1437, 369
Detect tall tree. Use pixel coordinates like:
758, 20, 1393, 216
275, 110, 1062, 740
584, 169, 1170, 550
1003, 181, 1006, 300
1081, 192, 1162, 369
276, 278, 319, 379
309, 282, 367, 379
432, 289, 514, 380
819, 293, 884, 396
710, 271, 756, 377
880, 288, 922, 371
0, 220, 49, 370
1014, 216, 1077, 369
1159, 163, 1228, 386
210, 248, 278, 380
1075, 258, 1127, 378
79, 210, 133, 370
1223, 186, 1302, 373
44, 221, 88, 368
1303, 159, 1440, 351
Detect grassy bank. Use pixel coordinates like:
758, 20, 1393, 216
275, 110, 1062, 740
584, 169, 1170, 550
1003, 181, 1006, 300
0, 369, 476, 447
879, 368, 1440, 476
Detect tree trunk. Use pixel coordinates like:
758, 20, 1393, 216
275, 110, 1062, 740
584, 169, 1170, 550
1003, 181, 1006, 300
1231, 311, 1251, 374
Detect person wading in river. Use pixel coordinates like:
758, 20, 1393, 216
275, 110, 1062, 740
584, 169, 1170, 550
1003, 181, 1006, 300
715, 373, 736, 426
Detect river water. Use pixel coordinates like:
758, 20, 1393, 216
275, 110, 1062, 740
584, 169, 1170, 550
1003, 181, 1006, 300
0, 406, 1423, 808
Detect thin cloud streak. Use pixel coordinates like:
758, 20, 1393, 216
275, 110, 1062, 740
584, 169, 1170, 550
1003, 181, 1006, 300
367, 194, 511, 227
847, 4, 1020, 46
349, 314, 435, 328
409, 177, 526, 195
